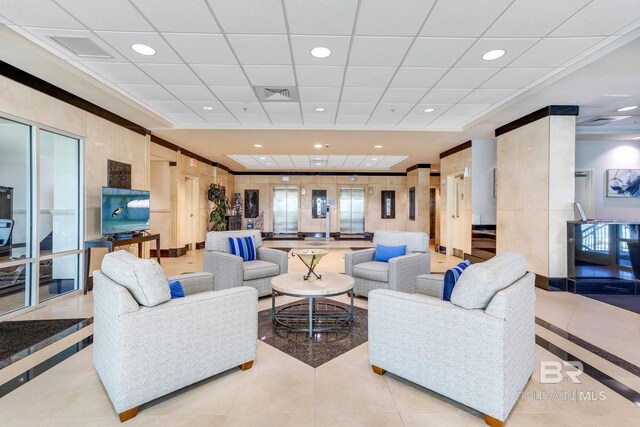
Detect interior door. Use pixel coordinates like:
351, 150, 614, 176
272, 186, 298, 236
339, 187, 365, 235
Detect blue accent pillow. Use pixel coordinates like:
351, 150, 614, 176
168, 280, 185, 299
373, 244, 406, 262
442, 260, 471, 301
228, 236, 257, 261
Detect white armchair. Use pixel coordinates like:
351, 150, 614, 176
203, 230, 288, 297
93, 251, 258, 422
368, 253, 535, 427
345, 231, 430, 296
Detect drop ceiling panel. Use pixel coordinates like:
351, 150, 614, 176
338, 103, 378, 115
290, 36, 350, 66
191, 65, 249, 86
460, 88, 516, 104
298, 87, 342, 103
435, 68, 500, 89
456, 38, 540, 68
551, 0, 640, 37
145, 100, 192, 114
237, 115, 271, 125
262, 102, 300, 115
421, 89, 473, 104
397, 115, 437, 128
210, 0, 286, 34
421, 0, 513, 37
164, 85, 218, 102
290, 155, 310, 168
131, 0, 221, 33
326, 156, 346, 168
183, 101, 224, 113
390, 67, 448, 88
269, 113, 302, 125
303, 115, 336, 125
56, 0, 153, 31
409, 104, 452, 115
210, 86, 257, 102
163, 113, 207, 124
336, 115, 370, 125
340, 87, 385, 103
202, 113, 238, 125
349, 37, 413, 67
404, 38, 475, 67
480, 67, 553, 89
224, 102, 265, 115
0, 0, 84, 29
118, 84, 176, 101
95, 31, 183, 63
270, 155, 295, 168
509, 37, 605, 68
284, 0, 358, 35
81, 62, 156, 84
137, 63, 201, 85
243, 65, 295, 86
164, 34, 236, 64
485, 0, 589, 38
227, 35, 292, 65
356, 0, 435, 36
301, 103, 338, 114
25, 28, 126, 62
343, 67, 396, 87
443, 104, 492, 116
379, 88, 428, 104
296, 66, 345, 87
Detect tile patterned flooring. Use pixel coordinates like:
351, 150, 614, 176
0, 241, 639, 426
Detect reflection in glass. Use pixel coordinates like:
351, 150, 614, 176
38, 253, 79, 302
311, 190, 327, 219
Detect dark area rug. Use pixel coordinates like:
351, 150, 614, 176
0, 318, 88, 362
258, 298, 367, 368
584, 294, 640, 314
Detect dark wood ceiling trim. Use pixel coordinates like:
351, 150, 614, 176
406, 163, 431, 172
494, 105, 579, 137
212, 161, 234, 174
150, 135, 214, 166
430, 172, 441, 177
439, 141, 472, 159
0, 60, 149, 136
232, 171, 407, 177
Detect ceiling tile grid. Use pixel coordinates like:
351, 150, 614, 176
2, 0, 640, 132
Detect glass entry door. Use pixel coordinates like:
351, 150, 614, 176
272, 186, 298, 236
339, 187, 365, 235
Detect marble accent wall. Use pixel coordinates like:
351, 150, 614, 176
406, 168, 431, 235
496, 115, 575, 278
439, 147, 472, 255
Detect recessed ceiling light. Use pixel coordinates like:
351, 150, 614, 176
374, 145, 383, 148
314, 157, 322, 160
617, 105, 638, 112
315, 162, 322, 166
202, 106, 214, 111
254, 144, 262, 148
314, 144, 323, 148
259, 157, 266, 160
365, 163, 371, 166
314, 107, 325, 112
310, 47, 331, 58
424, 108, 435, 113
131, 44, 156, 56
481, 49, 505, 61
632, 136, 640, 140
371, 158, 378, 161
265, 162, 271, 165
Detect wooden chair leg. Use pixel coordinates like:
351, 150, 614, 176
239, 361, 254, 371
484, 414, 504, 427
118, 407, 139, 422
371, 365, 386, 376
347, 291, 352, 298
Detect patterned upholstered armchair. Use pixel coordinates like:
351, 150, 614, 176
344, 231, 430, 297
368, 253, 535, 427
203, 230, 288, 297
93, 251, 257, 422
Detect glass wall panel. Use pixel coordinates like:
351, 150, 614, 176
38, 253, 79, 302
0, 117, 32, 316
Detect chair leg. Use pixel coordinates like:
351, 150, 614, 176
239, 361, 254, 371
371, 365, 386, 376
118, 407, 139, 422
484, 414, 504, 427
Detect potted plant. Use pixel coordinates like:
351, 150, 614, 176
627, 224, 640, 280
207, 183, 230, 231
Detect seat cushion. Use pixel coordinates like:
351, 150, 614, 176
101, 250, 170, 307
450, 252, 527, 310
243, 260, 280, 281
352, 261, 389, 282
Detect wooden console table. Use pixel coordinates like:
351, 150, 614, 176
84, 233, 161, 294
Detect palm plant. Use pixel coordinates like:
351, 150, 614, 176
208, 183, 230, 231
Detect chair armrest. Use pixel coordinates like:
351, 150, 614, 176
416, 273, 444, 298
345, 248, 376, 276
388, 252, 430, 293
203, 251, 243, 290
166, 272, 215, 295
256, 247, 288, 274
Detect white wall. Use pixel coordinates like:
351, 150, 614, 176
471, 139, 497, 225
576, 140, 640, 220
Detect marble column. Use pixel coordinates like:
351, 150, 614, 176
495, 106, 578, 289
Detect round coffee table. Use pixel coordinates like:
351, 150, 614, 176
271, 272, 355, 338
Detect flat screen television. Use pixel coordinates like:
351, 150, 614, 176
101, 187, 150, 236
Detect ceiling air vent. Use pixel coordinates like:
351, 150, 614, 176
49, 36, 113, 58
253, 86, 300, 102
577, 116, 629, 127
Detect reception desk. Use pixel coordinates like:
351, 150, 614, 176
567, 221, 639, 295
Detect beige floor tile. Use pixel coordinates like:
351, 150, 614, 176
400, 411, 485, 427
225, 412, 313, 427
502, 412, 583, 427
125, 414, 227, 427
570, 414, 640, 427
315, 411, 405, 427
384, 374, 466, 413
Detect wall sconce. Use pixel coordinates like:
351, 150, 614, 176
301, 187, 306, 195
368, 187, 373, 195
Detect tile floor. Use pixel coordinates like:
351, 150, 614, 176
0, 242, 639, 426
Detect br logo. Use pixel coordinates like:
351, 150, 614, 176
540, 361, 584, 384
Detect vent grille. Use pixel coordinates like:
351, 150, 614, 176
49, 36, 112, 58
253, 86, 300, 102
577, 116, 629, 127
